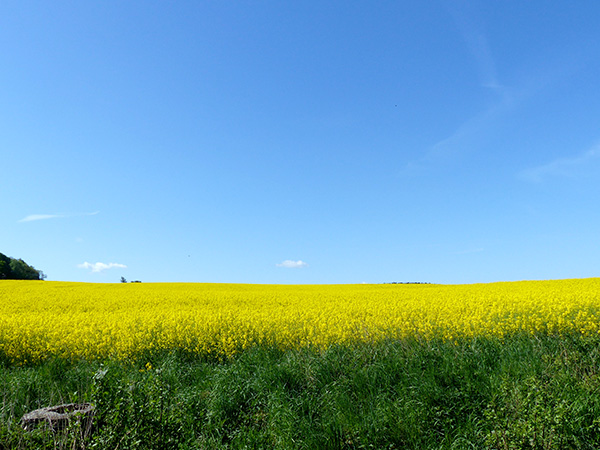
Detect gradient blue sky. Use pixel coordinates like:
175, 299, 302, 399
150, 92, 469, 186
2, 1, 599, 284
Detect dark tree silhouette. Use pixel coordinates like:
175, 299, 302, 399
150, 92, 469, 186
0, 252, 44, 280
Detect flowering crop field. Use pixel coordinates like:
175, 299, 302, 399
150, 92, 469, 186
1, 278, 600, 364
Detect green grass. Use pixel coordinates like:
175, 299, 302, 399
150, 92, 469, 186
2, 333, 600, 449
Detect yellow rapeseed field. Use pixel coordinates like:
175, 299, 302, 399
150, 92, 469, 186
1, 278, 599, 364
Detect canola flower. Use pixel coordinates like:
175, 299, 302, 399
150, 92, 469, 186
1, 279, 599, 364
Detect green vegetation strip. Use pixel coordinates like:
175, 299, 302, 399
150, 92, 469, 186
2, 333, 600, 449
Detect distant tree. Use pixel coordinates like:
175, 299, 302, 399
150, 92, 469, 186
9, 258, 42, 280
0, 252, 43, 280
120, 276, 127, 283
0, 253, 12, 279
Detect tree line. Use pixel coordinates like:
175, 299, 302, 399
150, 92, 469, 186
0, 252, 45, 280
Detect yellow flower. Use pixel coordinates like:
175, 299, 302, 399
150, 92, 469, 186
0, 278, 599, 363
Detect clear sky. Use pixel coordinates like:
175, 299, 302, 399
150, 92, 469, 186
2, 1, 599, 284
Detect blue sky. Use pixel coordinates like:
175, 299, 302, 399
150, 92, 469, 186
2, 1, 599, 284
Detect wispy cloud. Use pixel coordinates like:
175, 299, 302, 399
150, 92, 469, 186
519, 145, 600, 183
445, 1, 500, 90
400, 2, 511, 176
78, 262, 127, 273
426, 100, 509, 161
406, 51, 581, 176
19, 214, 64, 222
406, 1, 582, 177
401, 96, 513, 176
18, 211, 99, 223
276, 260, 308, 269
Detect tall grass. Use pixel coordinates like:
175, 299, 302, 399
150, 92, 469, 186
2, 332, 600, 449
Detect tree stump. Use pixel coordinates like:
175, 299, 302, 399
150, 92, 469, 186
21, 403, 95, 432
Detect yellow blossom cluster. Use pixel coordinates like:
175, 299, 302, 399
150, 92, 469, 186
1, 278, 599, 364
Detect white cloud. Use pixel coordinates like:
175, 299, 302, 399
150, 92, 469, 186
276, 260, 308, 269
78, 262, 127, 273
519, 146, 600, 183
19, 214, 64, 222
18, 211, 99, 223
